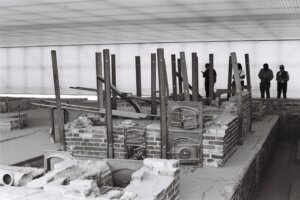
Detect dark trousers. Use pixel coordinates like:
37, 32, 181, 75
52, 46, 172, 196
205, 82, 209, 97
277, 82, 287, 98
260, 82, 271, 98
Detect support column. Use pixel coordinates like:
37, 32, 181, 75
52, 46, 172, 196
157, 48, 168, 159
49, 108, 55, 143
192, 53, 199, 101
111, 54, 117, 110
51, 50, 65, 150
245, 53, 252, 132
135, 56, 142, 97
227, 56, 233, 101
95, 52, 104, 109
231, 52, 243, 145
171, 54, 177, 101
103, 49, 114, 158
151, 53, 157, 115
180, 52, 190, 101
177, 58, 183, 95
209, 54, 214, 101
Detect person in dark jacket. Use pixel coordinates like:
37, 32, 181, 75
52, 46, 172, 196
202, 63, 217, 97
258, 63, 274, 98
276, 65, 289, 98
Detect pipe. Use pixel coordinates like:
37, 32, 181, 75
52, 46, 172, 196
0, 170, 13, 186
13, 172, 33, 186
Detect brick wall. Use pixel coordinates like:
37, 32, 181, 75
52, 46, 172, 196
0, 113, 28, 132
203, 115, 239, 167
229, 120, 279, 200
65, 116, 161, 159
253, 98, 300, 139
146, 124, 162, 158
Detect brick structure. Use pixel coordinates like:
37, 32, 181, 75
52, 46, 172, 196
202, 114, 239, 167
0, 113, 28, 132
146, 124, 162, 158
125, 158, 180, 200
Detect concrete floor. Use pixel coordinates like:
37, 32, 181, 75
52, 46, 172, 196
256, 138, 300, 200
0, 109, 60, 165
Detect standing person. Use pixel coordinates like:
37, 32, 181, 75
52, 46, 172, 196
232, 63, 246, 90
276, 65, 289, 98
258, 63, 274, 98
201, 63, 217, 98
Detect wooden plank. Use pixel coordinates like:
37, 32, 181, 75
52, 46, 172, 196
111, 54, 117, 110
227, 56, 233, 101
192, 53, 199, 101
151, 53, 157, 115
135, 56, 142, 97
231, 52, 243, 145
51, 50, 65, 150
95, 52, 104, 108
180, 52, 190, 101
157, 48, 168, 159
171, 54, 177, 101
177, 58, 183, 95
163, 58, 169, 99
103, 49, 114, 158
209, 54, 214, 100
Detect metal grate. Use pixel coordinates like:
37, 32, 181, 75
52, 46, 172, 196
98, 186, 123, 196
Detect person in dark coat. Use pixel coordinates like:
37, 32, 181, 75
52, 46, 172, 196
202, 63, 217, 98
276, 65, 289, 98
258, 63, 274, 98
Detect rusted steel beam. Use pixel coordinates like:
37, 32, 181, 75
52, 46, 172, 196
51, 50, 65, 150
227, 56, 233, 101
157, 48, 168, 159
177, 58, 183, 95
151, 53, 157, 115
171, 54, 177, 101
180, 52, 190, 101
209, 54, 214, 101
95, 52, 104, 109
103, 49, 114, 158
111, 54, 117, 110
192, 53, 199, 101
135, 56, 142, 97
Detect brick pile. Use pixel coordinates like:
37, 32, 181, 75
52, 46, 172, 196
125, 158, 180, 200
0, 113, 28, 132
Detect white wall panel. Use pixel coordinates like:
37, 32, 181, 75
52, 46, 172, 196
1, 40, 300, 98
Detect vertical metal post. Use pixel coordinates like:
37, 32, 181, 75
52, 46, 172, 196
231, 52, 243, 144
95, 52, 104, 108
151, 53, 157, 115
245, 54, 252, 96
49, 108, 55, 143
180, 52, 190, 101
103, 49, 114, 158
111, 54, 117, 110
135, 56, 142, 97
51, 50, 65, 150
171, 54, 177, 101
245, 53, 252, 132
177, 58, 183, 95
192, 53, 199, 101
209, 54, 214, 101
227, 56, 233, 101
157, 48, 168, 159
